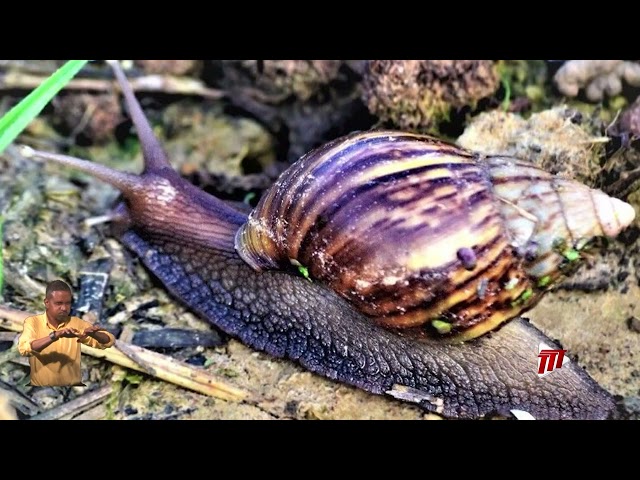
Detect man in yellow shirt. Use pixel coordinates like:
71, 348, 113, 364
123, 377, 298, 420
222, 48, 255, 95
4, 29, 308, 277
18, 280, 116, 387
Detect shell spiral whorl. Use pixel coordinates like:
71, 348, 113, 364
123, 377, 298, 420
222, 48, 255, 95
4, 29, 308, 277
235, 130, 636, 341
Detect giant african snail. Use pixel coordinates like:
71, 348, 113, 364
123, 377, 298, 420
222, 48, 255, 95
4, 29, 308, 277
19, 60, 635, 419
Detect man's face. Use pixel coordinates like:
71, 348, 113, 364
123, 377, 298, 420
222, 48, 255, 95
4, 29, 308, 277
44, 290, 73, 323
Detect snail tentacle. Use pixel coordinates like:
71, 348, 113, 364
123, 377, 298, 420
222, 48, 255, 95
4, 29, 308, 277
107, 60, 172, 171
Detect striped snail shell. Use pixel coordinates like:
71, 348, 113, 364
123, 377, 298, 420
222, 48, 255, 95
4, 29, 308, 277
234, 130, 636, 341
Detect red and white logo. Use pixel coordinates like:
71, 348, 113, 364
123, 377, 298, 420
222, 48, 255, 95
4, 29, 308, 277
537, 342, 569, 378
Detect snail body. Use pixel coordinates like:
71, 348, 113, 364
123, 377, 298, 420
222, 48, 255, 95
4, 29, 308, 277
236, 130, 634, 341
21, 61, 635, 419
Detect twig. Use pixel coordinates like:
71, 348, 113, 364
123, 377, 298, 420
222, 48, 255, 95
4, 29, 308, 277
29, 384, 113, 420
605, 165, 640, 197
0, 304, 249, 402
112, 324, 157, 375
112, 340, 158, 376
0, 331, 17, 342
0, 389, 18, 420
0, 71, 226, 100
0, 380, 40, 417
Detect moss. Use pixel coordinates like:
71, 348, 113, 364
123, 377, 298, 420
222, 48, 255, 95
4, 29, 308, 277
458, 106, 606, 186
160, 101, 278, 194
217, 367, 240, 378
362, 60, 500, 135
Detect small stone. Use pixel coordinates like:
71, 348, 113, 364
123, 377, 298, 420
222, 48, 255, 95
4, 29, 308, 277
627, 316, 640, 333
123, 405, 138, 415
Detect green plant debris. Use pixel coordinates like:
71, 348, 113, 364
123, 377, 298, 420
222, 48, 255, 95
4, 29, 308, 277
609, 95, 628, 113
298, 265, 310, 281
511, 287, 534, 308
290, 258, 312, 282
562, 249, 581, 262
0, 60, 89, 154
217, 367, 240, 378
44, 189, 81, 207
537, 275, 551, 288
495, 60, 551, 113
431, 319, 452, 334
123, 371, 144, 385
243, 192, 256, 205
519, 288, 533, 302
104, 367, 143, 420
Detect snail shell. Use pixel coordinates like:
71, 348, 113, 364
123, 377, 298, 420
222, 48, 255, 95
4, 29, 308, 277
235, 130, 635, 341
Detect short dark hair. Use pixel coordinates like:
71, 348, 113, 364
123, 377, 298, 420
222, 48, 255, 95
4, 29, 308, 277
45, 280, 72, 298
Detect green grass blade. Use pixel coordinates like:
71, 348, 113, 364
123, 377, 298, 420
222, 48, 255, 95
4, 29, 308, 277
0, 60, 89, 154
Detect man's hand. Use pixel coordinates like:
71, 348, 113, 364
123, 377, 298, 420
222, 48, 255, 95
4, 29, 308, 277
56, 327, 82, 339
30, 327, 81, 352
77, 325, 111, 345
78, 324, 102, 339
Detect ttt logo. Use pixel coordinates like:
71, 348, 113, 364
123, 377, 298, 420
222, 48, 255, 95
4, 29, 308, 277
537, 342, 569, 378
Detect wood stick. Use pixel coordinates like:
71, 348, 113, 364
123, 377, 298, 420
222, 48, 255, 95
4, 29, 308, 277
0, 71, 226, 99
0, 304, 249, 402
29, 384, 113, 420
0, 332, 18, 342
0, 380, 40, 417
0, 390, 19, 420
71, 403, 107, 420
